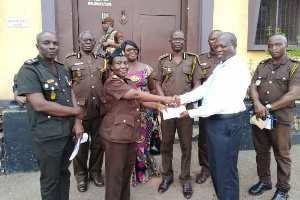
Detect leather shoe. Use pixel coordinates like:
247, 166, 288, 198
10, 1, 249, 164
183, 184, 193, 199
271, 188, 289, 200
196, 172, 210, 184
158, 180, 173, 194
248, 181, 272, 196
91, 176, 104, 187
77, 181, 87, 192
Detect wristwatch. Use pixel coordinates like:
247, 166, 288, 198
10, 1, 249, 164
266, 104, 273, 112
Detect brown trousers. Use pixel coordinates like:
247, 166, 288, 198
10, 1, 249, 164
103, 137, 136, 200
160, 117, 194, 185
198, 117, 210, 175
73, 116, 104, 182
252, 123, 292, 191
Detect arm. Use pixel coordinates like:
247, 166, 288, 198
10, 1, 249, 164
14, 91, 26, 106
71, 89, 84, 138
122, 89, 173, 105
148, 72, 156, 95
25, 92, 84, 119
250, 83, 269, 119
155, 80, 165, 96
271, 84, 300, 110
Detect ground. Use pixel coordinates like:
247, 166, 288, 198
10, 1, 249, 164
0, 141, 299, 200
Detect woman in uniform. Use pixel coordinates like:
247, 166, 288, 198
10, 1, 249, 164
100, 47, 174, 200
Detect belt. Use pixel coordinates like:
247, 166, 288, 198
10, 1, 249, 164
208, 112, 241, 120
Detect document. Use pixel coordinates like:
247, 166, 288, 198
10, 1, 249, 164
69, 133, 89, 161
250, 116, 273, 130
162, 105, 186, 120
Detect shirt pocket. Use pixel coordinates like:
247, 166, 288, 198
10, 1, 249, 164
42, 82, 61, 101
255, 72, 268, 88
162, 66, 172, 80
110, 114, 135, 142
182, 66, 192, 83
35, 113, 63, 139
275, 72, 289, 92
71, 65, 85, 80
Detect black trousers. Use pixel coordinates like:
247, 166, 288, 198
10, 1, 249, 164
206, 115, 243, 200
34, 136, 74, 200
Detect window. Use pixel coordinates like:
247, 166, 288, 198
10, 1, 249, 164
248, 0, 300, 50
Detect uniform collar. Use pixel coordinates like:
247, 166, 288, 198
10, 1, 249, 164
37, 55, 56, 68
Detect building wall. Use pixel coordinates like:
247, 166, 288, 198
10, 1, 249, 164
0, 0, 42, 100
213, 0, 268, 74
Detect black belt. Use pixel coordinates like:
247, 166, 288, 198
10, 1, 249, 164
208, 112, 241, 120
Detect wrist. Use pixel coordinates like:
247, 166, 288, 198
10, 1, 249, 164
265, 104, 273, 112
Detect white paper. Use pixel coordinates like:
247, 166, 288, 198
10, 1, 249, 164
162, 105, 186, 120
69, 133, 89, 161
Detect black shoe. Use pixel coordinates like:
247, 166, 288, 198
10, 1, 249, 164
77, 180, 87, 192
158, 180, 173, 194
271, 188, 289, 200
183, 184, 193, 199
90, 176, 104, 187
248, 181, 272, 196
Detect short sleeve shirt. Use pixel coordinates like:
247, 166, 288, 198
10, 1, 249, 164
100, 76, 141, 143
64, 53, 106, 119
153, 52, 204, 96
251, 56, 300, 124
17, 55, 74, 141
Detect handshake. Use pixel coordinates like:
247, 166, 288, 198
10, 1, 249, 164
157, 95, 190, 119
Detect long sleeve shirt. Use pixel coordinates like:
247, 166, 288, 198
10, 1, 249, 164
180, 55, 251, 118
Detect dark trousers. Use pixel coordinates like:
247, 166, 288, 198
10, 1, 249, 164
198, 117, 210, 174
252, 123, 291, 191
206, 115, 243, 200
73, 116, 104, 182
160, 117, 194, 185
34, 136, 74, 200
103, 137, 136, 200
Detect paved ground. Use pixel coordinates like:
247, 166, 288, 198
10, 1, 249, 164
0, 141, 299, 200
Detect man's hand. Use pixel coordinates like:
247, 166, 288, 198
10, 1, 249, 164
179, 110, 190, 119
74, 107, 84, 119
253, 101, 269, 120
156, 103, 167, 112
72, 120, 84, 139
16, 96, 26, 107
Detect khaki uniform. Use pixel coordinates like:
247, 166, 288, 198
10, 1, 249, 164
251, 56, 300, 191
198, 52, 220, 175
64, 52, 106, 183
94, 30, 124, 57
153, 52, 203, 185
100, 76, 141, 200
17, 55, 74, 200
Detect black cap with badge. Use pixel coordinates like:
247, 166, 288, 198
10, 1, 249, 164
109, 47, 126, 64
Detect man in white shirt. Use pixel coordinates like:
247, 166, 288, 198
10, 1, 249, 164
177, 32, 251, 200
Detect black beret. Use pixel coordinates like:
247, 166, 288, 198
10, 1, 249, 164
109, 47, 126, 64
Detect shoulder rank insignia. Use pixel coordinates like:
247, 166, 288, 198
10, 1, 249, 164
24, 58, 39, 65
158, 53, 170, 61
259, 58, 272, 64
290, 57, 300, 63
65, 52, 77, 59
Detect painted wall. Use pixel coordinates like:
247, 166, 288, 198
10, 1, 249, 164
213, 0, 269, 74
0, 0, 42, 100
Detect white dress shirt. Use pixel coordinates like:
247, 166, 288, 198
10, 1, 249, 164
180, 55, 251, 118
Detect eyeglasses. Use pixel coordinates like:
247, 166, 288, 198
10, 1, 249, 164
125, 48, 138, 53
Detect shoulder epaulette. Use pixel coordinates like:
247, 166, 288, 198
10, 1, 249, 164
290, 57, 300, 63
186, 52, 199, 57
259, 58, 272, 64
158, 54, 170, 61
24, 58, 39, 65
65, 52, 77, 59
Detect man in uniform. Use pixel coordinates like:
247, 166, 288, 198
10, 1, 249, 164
249, 34, 300, 200
196, 30, 222, 184
64, 31, 107, 192
94, 16, 124, 59
17, 31, 84, 200
153, 29, 203, 199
